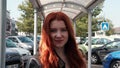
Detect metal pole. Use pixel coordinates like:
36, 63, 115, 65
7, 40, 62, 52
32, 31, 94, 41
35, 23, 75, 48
33, 8, 38, 55
88, 10, 92, 68
41, 20, 43, 35
73, 20, 76, 36
0, 0, 6, 68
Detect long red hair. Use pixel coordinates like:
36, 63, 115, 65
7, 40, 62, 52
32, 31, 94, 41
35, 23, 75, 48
39, 12, 86, 68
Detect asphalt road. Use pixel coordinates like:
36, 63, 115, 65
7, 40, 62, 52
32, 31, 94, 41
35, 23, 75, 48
91, 64, 103, 68
86, 62, 103, 68
7, 62, 103, 68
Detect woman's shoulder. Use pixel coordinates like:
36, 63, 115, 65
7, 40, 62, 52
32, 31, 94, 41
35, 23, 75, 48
25, 56, 41, 68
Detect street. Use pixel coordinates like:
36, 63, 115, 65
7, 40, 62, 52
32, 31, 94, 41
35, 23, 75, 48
92, 64, 103, 68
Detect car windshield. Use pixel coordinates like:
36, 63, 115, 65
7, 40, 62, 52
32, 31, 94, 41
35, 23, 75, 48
18, 36, 33, 43
37, 36, 40, 41
106, 41, 120, 48
6, 39, 17, 48
91, 38, 99, 44
26, 36, 34, 41
85, 38, 98, 45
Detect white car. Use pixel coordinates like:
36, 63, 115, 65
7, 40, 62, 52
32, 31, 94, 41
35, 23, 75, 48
7, 36, 34, 54
76, 37, 81, 44
78, 37, 114, 56
6, 39, 31, 64
6, 38, 31, 56
6, 39, 32, 67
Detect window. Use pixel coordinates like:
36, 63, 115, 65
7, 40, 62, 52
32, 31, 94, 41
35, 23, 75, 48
8, 37, 18, 43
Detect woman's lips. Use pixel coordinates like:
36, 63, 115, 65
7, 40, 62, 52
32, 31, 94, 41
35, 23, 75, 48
55, 40, 63, 43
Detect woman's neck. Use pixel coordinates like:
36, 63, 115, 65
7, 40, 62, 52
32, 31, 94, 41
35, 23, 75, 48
54, 47, 70, 68
54, 47, 65, 57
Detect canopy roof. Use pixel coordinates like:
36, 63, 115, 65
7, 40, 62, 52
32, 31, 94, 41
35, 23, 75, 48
29, 0, 104, 20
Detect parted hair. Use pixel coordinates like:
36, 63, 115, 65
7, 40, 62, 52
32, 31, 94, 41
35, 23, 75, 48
39, 11, 86, 68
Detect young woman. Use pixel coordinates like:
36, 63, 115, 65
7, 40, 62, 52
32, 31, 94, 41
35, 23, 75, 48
26, 12, 86, 68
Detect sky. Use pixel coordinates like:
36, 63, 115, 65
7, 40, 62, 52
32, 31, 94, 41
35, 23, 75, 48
99, 0, 120, 28
7, 0, 24, 20
7, 0, 120, 28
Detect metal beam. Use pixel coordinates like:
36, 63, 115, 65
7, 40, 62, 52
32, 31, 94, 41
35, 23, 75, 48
88, 9, 92, 68
88, 0, 104, 10
42, 1, 87, 13
0, 0, 6, 68
29, 0, 45, 20
33, 9, 38, 55
73, 0, 104, 20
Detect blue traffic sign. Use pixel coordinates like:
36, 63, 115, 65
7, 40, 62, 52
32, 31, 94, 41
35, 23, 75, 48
101, 22, 109, 31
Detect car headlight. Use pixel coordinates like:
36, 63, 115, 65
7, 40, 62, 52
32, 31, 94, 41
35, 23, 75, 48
27, 45, 32, 48
21, 43, 32, 49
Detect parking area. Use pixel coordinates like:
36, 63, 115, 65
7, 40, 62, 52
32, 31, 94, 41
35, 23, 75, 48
92, 64, 103, 68
6, 59, 103, 68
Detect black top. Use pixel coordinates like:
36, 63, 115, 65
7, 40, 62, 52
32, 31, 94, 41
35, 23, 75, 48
56, 53, 65, 68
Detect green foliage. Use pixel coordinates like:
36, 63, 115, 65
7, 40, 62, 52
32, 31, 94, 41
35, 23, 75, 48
16, 22, 24, 32
17, 0, 41, 35
76, 21, 87, 37
76, 1, 114, 37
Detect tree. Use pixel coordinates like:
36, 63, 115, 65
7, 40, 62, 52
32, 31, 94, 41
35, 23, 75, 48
16, 22, 24, 33
75, 1, 113, 37
17, 0, 41, 35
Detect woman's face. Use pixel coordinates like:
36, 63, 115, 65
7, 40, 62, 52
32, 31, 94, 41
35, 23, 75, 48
50, 20, 68, 48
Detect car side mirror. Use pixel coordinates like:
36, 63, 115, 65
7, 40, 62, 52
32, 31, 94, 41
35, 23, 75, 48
103, 47, 108, 50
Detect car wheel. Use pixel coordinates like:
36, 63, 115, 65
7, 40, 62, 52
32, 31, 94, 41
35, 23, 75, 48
110, 60, 120, 68
91, 54, 99, 64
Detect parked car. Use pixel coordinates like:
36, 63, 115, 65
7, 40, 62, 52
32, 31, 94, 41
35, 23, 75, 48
7, 36, 34, 54
78, 44, 87, 57
6, 38, 31, 56
109, 35, 120, 41
6, 48, 21, 65
85, 37, 112, 48
103, 51, 120, 68
79, 37, 87, 44
78, 37, 113, 57
75, 37, 81, 44
6, 38, 31, 67
91, 40, 120, 64
26, 35, 41, 45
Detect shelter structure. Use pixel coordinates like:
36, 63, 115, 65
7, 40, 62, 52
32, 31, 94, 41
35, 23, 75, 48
29, 0, 104, 68
30, 0, 103, 20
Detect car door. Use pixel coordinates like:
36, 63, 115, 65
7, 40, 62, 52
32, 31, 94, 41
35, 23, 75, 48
98, 41, 120, 60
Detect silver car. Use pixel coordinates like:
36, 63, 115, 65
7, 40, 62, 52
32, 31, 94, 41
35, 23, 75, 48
7, 36, 34, 54
6, 39, 31, 67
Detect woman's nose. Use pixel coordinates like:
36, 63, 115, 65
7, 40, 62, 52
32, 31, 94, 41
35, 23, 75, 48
56, 31, 62, 37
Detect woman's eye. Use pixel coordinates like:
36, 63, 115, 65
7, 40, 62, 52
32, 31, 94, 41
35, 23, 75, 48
50, 28, 67, 33
50, 29, 56, 33
61, 29, 67, 32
